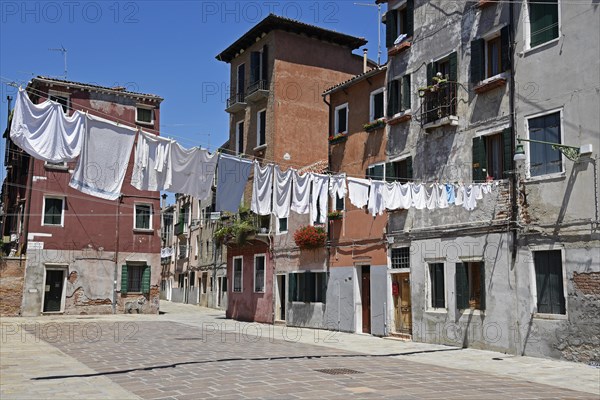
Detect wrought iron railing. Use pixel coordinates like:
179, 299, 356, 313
226, 92, 245, 108
246, 79, 269, 95
420, 82, 458, 125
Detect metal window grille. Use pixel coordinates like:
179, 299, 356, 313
391, 247, 410, 269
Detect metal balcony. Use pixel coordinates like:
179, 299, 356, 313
420, 82, 459, 129
225, 92, 247, 113
246, 80, 269, 103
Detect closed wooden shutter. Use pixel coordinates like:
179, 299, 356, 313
385, 11, 398, 48
142, 265, 151, 294
406, 157, 413, 181
250, 51, 261, 84
237, 63, 245, 95
406, 0, 414, 37
427, 63, 434, 85
261, 45, 269, 82
529, 0, 559, 47
502, 127, 513, 178
548, 251, 565, 314
306, 271, 314, 302
470, 38, 485, 84
321, 273, 328, 303
433, 264, 445, 308
500, 25, 511, 71
449, 52, 458, 82
455, 263, 469, 310
472, 136, 487, 181
387, 80, 399, 117
288, 273, 297, 301
479, 263, 486, 310
385, 163, 397, 182
401, 75, 411, 111
121, 265, 128, 294
534, 252, 551, 313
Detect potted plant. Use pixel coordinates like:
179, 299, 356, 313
328, 132, 348, 144
363, 119, 386, 132
294, 225, 327, 249
328, 210, 343, 220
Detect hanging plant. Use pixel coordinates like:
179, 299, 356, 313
294, 225, 326, 249
363, 119, 386, 132
328, 210, 343, 220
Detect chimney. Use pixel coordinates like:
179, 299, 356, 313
363, 48, 368, 73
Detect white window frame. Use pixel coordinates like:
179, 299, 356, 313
523, 0, 562, 53
133, 202, 153, 231
256, 108, 267, 148
524, 108, 565, 180
367, 161, 386, 180
235, 120, 244, 155
42, 195, 65, 227
254, 253, 266, 293
135, 105, 155, 125
369, 87, 386, 122
426, 261, 447, 312
334, 103, 349, 135
528, 245, 568, 320
482, 28, 502, 81
276, 217, 288, 235
48, 90, 70, 115
233, 256, 243, 292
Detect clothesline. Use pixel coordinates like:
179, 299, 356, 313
10, 86, 498, 216
4, 80, 495, 184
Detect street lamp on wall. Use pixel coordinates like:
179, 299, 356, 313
513, 138, 593, 162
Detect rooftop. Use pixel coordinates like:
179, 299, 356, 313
216, 14, 368, 63
323, 65, 387, 95
29, 76, 164, 101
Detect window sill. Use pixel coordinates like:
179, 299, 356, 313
523, 37, 560, 56
133, 228, 154, 234
388, 40, 411, 57
425, 308, 447, 314
44, 165, 69, 171
533, 312, 567, 320
387, 112, 412, 126
474, 75, 507, 94
253, 144, 267, 152
524, 171, 566, 183
458, 308, 485, 316
41, 224, 64, 228
423, 115, 459, 130
135, 120, 155, 127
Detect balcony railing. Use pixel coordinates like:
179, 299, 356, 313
246, 80, 269, 102
225, 92, 246, 113
174, 222, 186, 236
420, 82, 458, 126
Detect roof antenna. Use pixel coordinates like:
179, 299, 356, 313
48, 45, 68, 79
353, 2, 382, 66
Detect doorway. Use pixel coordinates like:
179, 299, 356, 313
43, 267, 66, 313
276, 274, 286, 321
392, 273, 412, 336
361, 265, 371, 334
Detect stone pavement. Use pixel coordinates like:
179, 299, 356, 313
1, 301, 598, 399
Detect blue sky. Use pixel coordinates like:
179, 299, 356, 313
0, 0, 384, 167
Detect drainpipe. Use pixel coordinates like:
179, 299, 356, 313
508, 2, 522, 355
112, 195, 121, 314
18, 150, 33, 256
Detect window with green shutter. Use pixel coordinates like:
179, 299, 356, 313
385, 157, 412, 183
529, 0, 559, 48
456, 262, 485, 310
472, 136, 487, 181
135, 204, 151, 230
121, 265, 128, 294
385, 0, 414, 48
429, 263, 445, 308
387, 79, 400, 117
534, 250, 565, 314
401, 75, 411, 111
141, 265, 151, 294
366, 163, 385, 181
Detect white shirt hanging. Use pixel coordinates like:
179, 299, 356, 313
368, 180, 386, 216
329, 173, 347, 201
168, 143, 217, 202
251, 162, 274, 216
311, 173, 329, 224
273, 166, 293, 219
131, 130, 173, 192
411, 183, 427, 210
347, 177, 370, 209
291, 170, 311, 215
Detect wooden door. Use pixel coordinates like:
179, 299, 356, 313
43, 270, 64, 312
399, 273, 412, 334
361, 266, 371, 333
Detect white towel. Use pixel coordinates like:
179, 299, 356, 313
383, 182, 401, 210
131, 130, 173, 191
399, 183, 412, 209
455, 184, 465, 206
216, 154, 252, 213
311, 174, 329, 224
437, 184, 449, 209
411, 183, 426, 210
329, 173, 347, 200
463, 184, 479, 211
251, 162, 273, 216
168, 143, 218, 202
69, 115, 136, 200
368, 180, 385, 216
347, 177, 370, 209
11, 88, 85, 162
291, 170, 311, 215
426, 184, 438, 210
273, 166, 292, 218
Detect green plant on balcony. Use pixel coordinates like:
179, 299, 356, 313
328, 132, 348, 144
214, 206, 256, 246
418, 74, 448, 97
294, 225, 326, 249
327, 210, 343, 220
363, 119, 386, 132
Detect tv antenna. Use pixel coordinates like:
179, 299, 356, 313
353, 2, 382, 66
48, 45, 68, 79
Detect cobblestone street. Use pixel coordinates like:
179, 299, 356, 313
2, 302, 599, 399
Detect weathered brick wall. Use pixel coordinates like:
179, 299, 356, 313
0, 258, 25, 316
573, 272, 600, 295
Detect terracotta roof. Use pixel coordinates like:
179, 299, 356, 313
30, 76, 163, 101
216, 14, 367, 63
299, 160, 329, 174
323, 65, 387, 95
